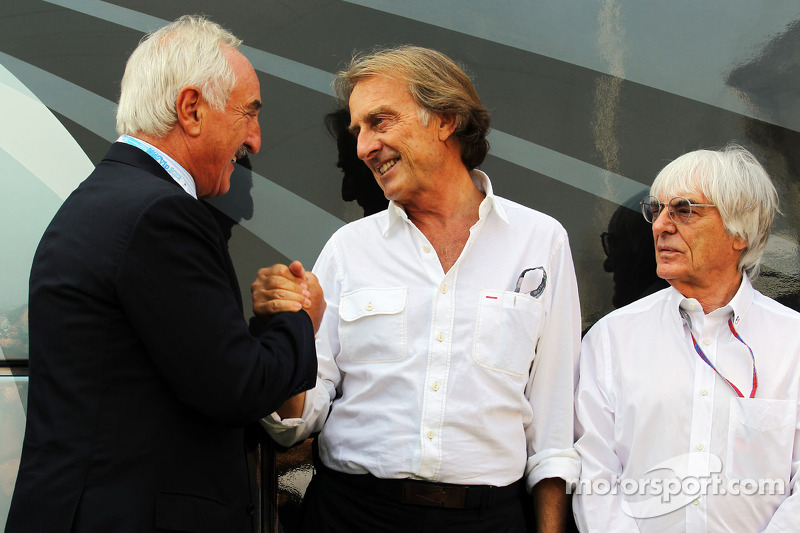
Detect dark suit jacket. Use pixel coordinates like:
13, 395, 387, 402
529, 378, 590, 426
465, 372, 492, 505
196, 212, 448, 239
5, 143, 316, 532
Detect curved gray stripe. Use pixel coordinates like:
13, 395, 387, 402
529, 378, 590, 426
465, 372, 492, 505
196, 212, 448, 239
487, 130, 649, 205
23, 1, 800, 277
0, 52, 118, 142
44, 0, 338, 96
343, 0, 800, 133
43, 0, 165, 32
0, 50, 343, 264
0, 61, 94, 199
241, 45, 336, 97
207, 177, 344, 267
39, 0, 647, 204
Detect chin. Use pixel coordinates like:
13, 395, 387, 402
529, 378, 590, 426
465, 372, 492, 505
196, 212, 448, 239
656, 268, 684, 282
203, 181, 231, 199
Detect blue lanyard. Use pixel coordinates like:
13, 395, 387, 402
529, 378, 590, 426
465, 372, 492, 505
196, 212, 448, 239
681, 311, 757, 398
117, 135, 196, 198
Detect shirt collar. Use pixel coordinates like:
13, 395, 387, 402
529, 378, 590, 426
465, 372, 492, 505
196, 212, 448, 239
671, 274, 754, 329
117, 135, 197, 199
726, 275, 754, 327
381, 170, 508, 236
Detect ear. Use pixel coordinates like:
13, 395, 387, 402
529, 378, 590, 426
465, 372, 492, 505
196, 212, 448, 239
436, 113, 458, 142
175, 86, 203, 137
732, 235, 748, 252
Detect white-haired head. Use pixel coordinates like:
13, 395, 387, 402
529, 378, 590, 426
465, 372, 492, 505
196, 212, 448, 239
116, 15, 241, 137
650, 144, 779, 279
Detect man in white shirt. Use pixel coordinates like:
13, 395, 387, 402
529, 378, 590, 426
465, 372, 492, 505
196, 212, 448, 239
573, 145, 800, 532
260, 45, 581, 532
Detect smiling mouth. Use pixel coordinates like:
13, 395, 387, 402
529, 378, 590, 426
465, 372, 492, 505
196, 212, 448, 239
232, 146, 248, 163
378, 159, 398, 175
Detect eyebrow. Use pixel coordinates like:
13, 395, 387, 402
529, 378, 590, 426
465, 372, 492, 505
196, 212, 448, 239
348, 106, 391, 135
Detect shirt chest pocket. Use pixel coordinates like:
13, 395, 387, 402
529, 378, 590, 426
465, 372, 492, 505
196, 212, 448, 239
726, 398, 795, 482
339, 287, 408, 363
472, 289, 542, 377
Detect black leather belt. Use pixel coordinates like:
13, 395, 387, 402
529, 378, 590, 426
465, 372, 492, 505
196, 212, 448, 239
317, 462, 521, 510
402, 481, 497, 509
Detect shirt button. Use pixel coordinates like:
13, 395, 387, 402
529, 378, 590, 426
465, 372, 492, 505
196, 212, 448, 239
703, 338, 711, 346
423, 245, 431, 253
700, 388, 708, 396
432, 382, 440, 392
696, 443, 704, 450
689, 303, 696, 310
440, 285, 448, 294
437, 333, 445, 342
366, 303, 373, 311
427, 430, 434, 440
692, 499, 699, 506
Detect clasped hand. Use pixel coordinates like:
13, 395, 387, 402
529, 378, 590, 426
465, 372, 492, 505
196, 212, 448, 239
251, 260, 325, 333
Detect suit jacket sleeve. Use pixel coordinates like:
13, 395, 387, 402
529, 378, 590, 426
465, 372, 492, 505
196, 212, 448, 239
115, 192, 316, 425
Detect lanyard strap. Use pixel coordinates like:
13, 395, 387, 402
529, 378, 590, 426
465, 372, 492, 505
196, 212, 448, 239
685, 317, 757, 398
117, 135, 197, 198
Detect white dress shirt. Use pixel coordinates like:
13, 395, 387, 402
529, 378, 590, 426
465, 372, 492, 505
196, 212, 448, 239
263, 171, 581, 490
574, 277, 800, 532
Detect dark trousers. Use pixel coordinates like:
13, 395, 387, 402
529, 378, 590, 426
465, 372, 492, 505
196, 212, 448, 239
300, 463, 527, 533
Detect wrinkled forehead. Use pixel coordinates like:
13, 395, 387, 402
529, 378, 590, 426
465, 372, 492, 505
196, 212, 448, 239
348, 75, 422, 125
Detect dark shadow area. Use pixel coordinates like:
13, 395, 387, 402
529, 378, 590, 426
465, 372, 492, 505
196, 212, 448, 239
602, 195, 669, 310
204, 155, 256, 243
325, 108, 388, 217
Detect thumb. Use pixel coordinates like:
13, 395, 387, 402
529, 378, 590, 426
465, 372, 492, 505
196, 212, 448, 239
288, 260, 306, 279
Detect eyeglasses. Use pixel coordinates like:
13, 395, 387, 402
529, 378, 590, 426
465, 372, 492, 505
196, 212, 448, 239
640, 195, 716, 225
514, 267, 547, 298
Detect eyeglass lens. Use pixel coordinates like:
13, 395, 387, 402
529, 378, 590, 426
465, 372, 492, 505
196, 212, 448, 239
641, 196, 693, 224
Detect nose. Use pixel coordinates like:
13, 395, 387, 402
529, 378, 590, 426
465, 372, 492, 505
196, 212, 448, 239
651, 204, 675, 236
356, 129, 380, 161
246, 117, 262, 154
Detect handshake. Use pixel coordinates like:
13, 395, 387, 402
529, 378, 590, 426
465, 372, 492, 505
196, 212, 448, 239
251, 260, 326, 333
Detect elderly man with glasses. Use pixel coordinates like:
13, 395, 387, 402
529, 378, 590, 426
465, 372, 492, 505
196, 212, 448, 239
573, 144, 800, 531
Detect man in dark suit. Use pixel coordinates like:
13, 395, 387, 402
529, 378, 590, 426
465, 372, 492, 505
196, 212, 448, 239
5, 15, 322, 532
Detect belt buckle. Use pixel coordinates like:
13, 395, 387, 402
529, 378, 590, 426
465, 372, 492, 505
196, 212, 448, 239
401, 482, 468, 509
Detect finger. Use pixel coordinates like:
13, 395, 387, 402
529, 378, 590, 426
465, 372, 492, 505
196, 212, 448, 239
254, 298, 302, 316
251, 272, 304, 295
256, 264, 291, 280
288, 260, 306, 280
253, 287, 307, 306
305, 272, 321, 287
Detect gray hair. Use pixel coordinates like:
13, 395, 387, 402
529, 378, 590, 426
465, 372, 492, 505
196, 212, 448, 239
650, 144, 779, 279
116, 15, 241, 137
333, 45, 491, 170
